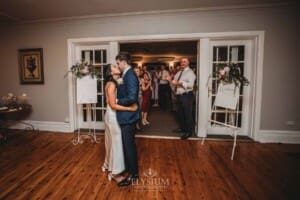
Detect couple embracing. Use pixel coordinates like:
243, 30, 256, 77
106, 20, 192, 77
102, 52, 140, 187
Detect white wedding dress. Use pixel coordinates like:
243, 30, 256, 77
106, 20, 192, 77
103, 103, 125, 174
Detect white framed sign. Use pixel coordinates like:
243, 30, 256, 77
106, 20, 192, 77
214, 82, 239, 110
76, 76, 97, 104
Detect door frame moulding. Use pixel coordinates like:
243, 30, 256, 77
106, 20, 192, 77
67, 31, 265, 141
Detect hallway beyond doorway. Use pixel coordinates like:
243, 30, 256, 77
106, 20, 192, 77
137, 107, 196, 138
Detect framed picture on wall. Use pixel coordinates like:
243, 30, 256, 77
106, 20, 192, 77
18, 48, 44, 84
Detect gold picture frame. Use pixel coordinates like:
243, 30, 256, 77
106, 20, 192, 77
19, 48, 44, 84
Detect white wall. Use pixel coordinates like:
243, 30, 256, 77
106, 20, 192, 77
0, 4, 299, 134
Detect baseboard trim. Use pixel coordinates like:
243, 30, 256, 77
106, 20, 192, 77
8, 121, 300, 144
258, 130, 300, 144
9, 120, 71, 133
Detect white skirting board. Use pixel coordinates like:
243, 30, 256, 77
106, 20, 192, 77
258, 130, 300, 144
7, 121, 300, 144
9, 120, 71, 133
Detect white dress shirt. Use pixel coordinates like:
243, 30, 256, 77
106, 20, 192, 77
173, 67, 196, 95
158, 69, 170, 85
122, 65, 131, 78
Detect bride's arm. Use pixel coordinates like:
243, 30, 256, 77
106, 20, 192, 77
106, 82, 138, 111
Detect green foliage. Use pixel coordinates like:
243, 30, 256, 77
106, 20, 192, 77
215, 63, 250, 87
65, 61, 102, 79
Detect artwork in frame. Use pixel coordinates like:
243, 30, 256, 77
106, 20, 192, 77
18, 48, 44, 84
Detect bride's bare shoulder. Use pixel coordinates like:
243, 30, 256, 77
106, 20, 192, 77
105, 81, 116, 91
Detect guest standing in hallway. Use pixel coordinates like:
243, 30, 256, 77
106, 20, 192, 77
133, 66, 143, 131
141, 72, 152, 125
158, 64, 171, 110
167, 58, 196, 140
152, 66, 159, 107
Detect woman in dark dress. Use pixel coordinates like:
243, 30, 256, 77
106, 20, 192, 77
141, 72, 152, 125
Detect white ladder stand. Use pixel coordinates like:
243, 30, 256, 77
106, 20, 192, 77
72, 103, 99, 145
202, 78, 240, 160
72, 76, 100, 145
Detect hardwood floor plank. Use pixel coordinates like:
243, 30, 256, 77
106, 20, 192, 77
0, 132, 299, 200
0, 133, 71, 193
0, 136, 75, 199
34, 143, 97, 199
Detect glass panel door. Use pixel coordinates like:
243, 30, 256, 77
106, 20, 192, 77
208, 40, 252, 136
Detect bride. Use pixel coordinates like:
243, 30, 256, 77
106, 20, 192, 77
101, 64, 138, 183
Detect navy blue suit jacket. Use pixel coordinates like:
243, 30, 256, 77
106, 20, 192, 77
117, 68, 141, 125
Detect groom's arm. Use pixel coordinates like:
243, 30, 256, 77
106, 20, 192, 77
118, 72, 138, 106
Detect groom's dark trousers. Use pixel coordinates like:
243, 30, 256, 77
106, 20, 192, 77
120, 124, 138, 175
117, 67, 140, 176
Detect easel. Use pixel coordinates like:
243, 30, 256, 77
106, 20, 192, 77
202, 78, 240, 160
72, 76, 100, 145
72, 103, 99, 145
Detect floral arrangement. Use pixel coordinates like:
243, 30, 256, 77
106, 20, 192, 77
116, 78, 123, 85
215, 63, 249, 87
65, 61, 99, 79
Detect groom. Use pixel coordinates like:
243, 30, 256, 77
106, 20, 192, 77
115, 52, 140, 186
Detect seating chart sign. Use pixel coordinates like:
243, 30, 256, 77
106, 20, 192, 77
76, 76, 97, 104
214, 82, 239, 110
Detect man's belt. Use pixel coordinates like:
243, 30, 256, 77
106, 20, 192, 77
176, 91, 193, 96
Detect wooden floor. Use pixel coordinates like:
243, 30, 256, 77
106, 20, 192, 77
0, 131, 300, 200
138, 107, 179, 137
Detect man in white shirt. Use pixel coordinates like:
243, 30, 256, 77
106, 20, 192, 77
166, 58, 196, 140
158, 64, 171, 110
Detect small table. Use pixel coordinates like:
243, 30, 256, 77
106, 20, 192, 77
0, 104, 33, 142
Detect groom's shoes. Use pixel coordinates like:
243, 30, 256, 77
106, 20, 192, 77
172, 128, 185, 133
181, 133, 192, 140
117, 174, 139, 187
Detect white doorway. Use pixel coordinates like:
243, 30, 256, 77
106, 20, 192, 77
119, 40, 198, 137
68, 31, 264, 141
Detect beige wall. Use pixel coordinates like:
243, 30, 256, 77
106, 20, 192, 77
0, 4, 299, 131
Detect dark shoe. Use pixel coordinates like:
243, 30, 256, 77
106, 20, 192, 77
180, 133, 192, 140
172, 128, 184, 133
117, 174, 139, 187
